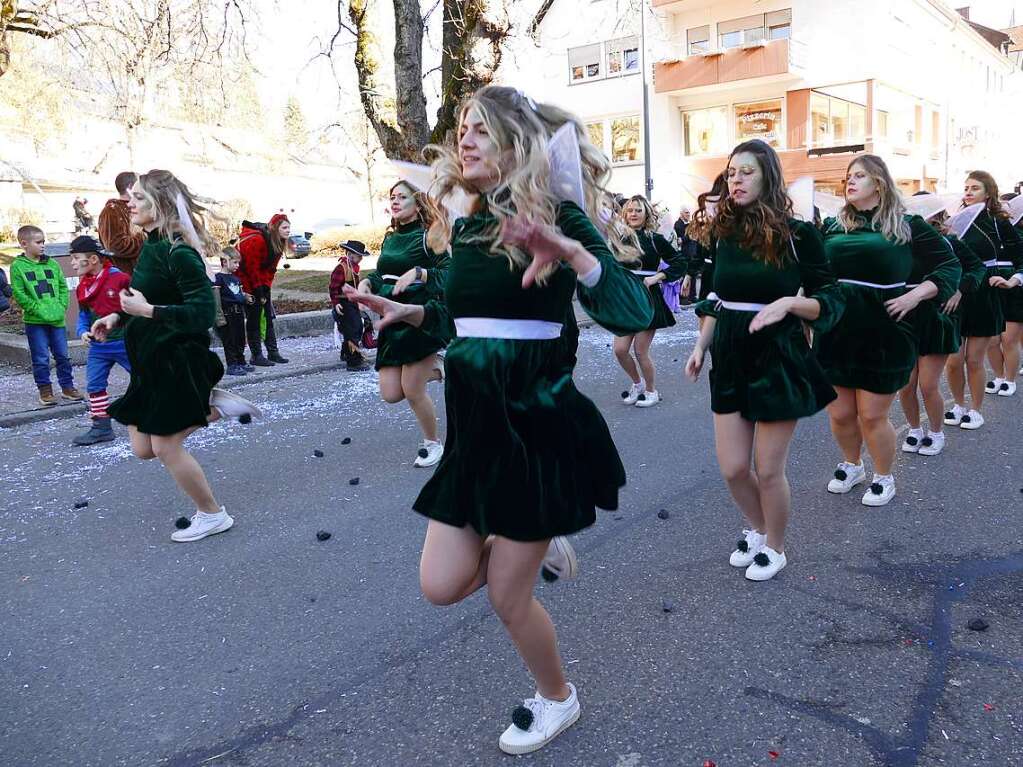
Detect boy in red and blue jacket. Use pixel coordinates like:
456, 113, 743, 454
70, 236, 132, 446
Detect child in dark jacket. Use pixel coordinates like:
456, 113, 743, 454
71, 235, 131, 445
329, 240, 369, 371
0, 265, 12, 314
214, 247, 251, 375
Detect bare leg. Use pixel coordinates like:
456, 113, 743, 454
487, 537, 570, 702
856, 390, 898, 476
898, 364, 922, 430
613, 335, 640, 384
964, 337, 990, 412
712, 412, 763, 532
401, 354, 440, 442
419, 519, 491, 605
378, 366, 404, 404
987, 331, 1006, 379
917, 354, 949, 432
151, 427, 219, 514
632, 329, 657, 391
945, 346, 967, 407
1002, 322, 1022, 384
826, 386, 862, 464
128, 425, 156, 460
752, 419, 798, 553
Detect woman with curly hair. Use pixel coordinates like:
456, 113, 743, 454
90, 170, 260, 542
358, 181, 450, 467
685, 140, 844, 581
818, 156, 960, 507
346, 86, 652, 754
615, 195, 686, 407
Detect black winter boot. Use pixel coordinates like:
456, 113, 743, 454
73, 417, 115, 446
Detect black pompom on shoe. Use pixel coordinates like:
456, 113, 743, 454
834, 469, 848, 481
869, 482, 883, 495
238, 413, 252, 425
417, 447, 429, 459
540, 566, 558, 582
511, 705, 534, 731
752, 552, 770, 567
175, 516, 191, 529
736, 539, 749, 553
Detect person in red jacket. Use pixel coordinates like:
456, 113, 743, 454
237, 213, 290, 366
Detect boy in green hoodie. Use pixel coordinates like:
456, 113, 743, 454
10, 225, 83, 406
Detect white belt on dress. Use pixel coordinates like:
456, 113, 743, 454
634, 270, 660, 276
983, 259, 1014, 268
706, 292, 767, 312
838, 278, 907, 289
381, 274, 424, 286
703, 258, 713, 264
454, 317, 563, 340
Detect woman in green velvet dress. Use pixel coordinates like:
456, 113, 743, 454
358, 181, 450, 467
898, 205, 986, 456
347, 86, 653, 756
964, 173, 1023, 402
90, 170, 260, 542
685, 140, 844, 582
614, 195, 686, 408
818, 156, 960, 507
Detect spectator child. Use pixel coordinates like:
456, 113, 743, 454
214, 247, 251, 376
329, 240, 369, 371
9, 225, 83, 406
71, 236, 131, 445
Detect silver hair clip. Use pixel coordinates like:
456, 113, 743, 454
517, 90, 538, 112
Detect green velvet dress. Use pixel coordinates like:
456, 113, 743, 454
696, 241, 716, 301
910, 235, 986, 355
109, 232, 223, 436
696, 220, 844, 421
818, 212, 960, 394
411, 201, 654, 541
959, 211, 1023, 335
626, 230, 686, 330
369, 222, 451, 369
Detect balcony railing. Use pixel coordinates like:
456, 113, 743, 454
654, 38, 790, 93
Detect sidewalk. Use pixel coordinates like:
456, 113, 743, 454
0, 333, 364, 429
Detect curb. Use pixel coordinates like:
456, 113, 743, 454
0, 360, 347, 430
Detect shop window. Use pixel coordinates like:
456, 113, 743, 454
734, 99, 783, 148
586, 121, 606, 153
683, 106, 729, 156
611, 116, 642, 164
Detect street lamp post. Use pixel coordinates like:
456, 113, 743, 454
641, 0, 653, 199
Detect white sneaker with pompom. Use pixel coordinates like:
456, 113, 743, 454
499, 683, 580, 755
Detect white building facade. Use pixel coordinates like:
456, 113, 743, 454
521, 0, 1023, 211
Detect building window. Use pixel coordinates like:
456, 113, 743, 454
719, 10, 790, 49
811, 90, 867, 147
607, 36, 640, 76
569, 38, 640, 84
734, 99, 783, 148
586, 121, 606, 152
687, 25, 710, 55
610, 116, 642, 164
569, 43, 601, 82
683, 106, 729, 156
876, 110, 889, 139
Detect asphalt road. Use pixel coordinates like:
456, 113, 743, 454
2, 313, 1021, 767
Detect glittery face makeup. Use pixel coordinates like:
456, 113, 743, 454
128, 183, 156, 229
727, 152, 763, 206
458, 106, 502, 192
844, 164, 880, 209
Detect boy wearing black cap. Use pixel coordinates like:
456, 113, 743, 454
70, 235, 132, 445
329, 240, 369, 371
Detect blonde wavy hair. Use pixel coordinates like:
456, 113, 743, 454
838, 155, 910, 244
623, 195, 660, 234
136, 170, 220, 258
423, 86, 638, 278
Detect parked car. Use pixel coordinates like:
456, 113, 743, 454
287, 232, 312, 259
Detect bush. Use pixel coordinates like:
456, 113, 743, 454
311, 224, 389, 256
208, 198, 254, 247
